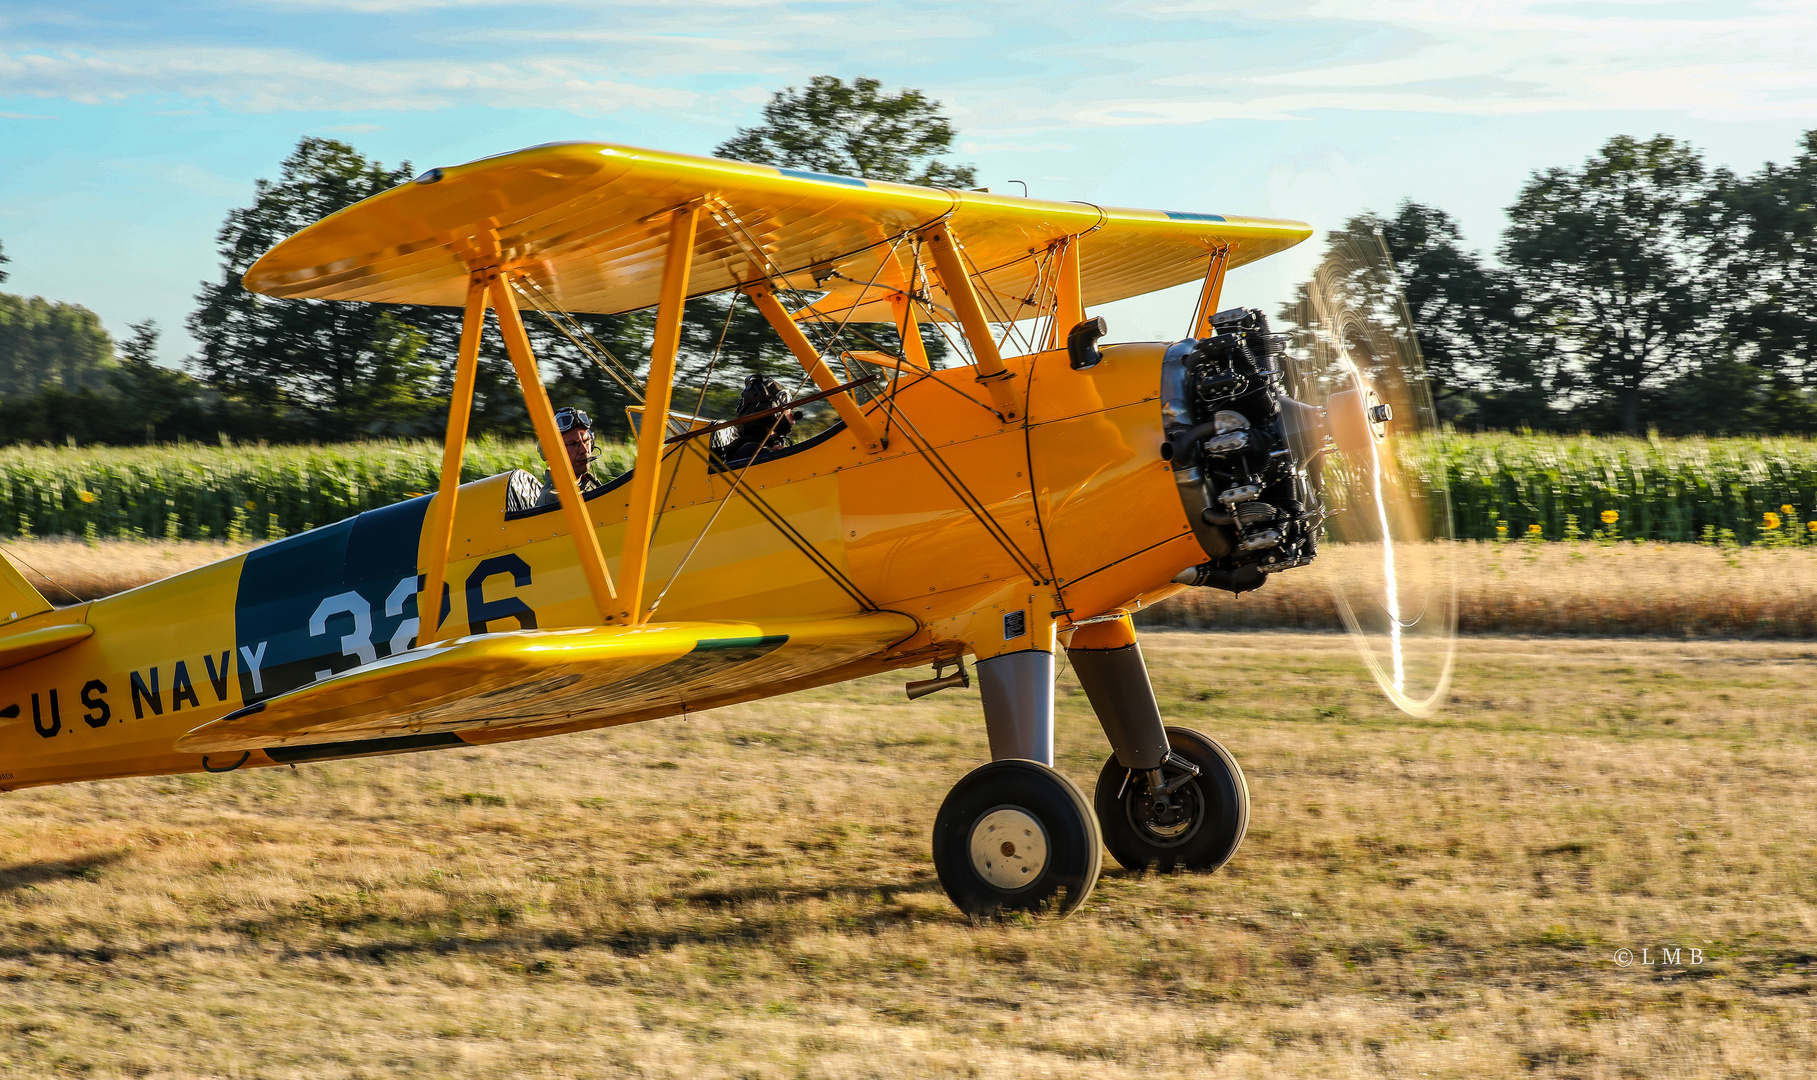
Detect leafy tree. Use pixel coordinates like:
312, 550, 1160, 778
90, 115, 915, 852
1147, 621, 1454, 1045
189, 138, 443, 437
1363, 203, 1547, 428
0, 236, 119, 404
1503, 135, 1718, 434
716, 76, 976, 187
1709, 130, 1817, 431
107, 320, 210, 442
0, 293, 116, 400
188, 138, 642, 441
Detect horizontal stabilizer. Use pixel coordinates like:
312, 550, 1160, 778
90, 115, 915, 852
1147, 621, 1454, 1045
0, 550, 54, 628
0, 623, 93, 673
177, 612, 917, 754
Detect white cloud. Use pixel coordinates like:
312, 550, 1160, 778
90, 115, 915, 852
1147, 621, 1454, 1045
112, 160, 248, 200
0, 1, 988, 115
959, 140, 1076, 153
2, 0, 1813, 130
1078, 0, 1817, 126
0, 47, 700, 115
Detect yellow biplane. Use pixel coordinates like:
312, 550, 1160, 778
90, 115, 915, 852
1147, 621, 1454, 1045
0, 142, 1454, 916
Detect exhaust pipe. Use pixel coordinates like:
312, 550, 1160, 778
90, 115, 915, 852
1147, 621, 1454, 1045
1173, 562, 1267, 594
906, 658, 971, 700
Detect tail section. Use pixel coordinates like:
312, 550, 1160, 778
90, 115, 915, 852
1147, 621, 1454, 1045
0, 549, 53, 625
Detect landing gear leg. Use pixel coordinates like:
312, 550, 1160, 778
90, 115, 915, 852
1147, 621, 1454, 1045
1068, 616, 1249, 872
931, 648, 1100, 916
976, 649, 1054, 765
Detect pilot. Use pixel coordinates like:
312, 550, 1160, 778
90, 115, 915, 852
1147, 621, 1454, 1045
722, 374, 799, 463
534, 406, 603, 506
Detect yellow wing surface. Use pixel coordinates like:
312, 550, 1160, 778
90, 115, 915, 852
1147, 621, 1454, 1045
244, 141, 1311, 321
176, 612, 916, 755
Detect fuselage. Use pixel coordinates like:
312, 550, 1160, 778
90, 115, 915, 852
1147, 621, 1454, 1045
0, 341, 1205, 790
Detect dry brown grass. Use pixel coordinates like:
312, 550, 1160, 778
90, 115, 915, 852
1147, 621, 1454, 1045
2, 631, 1814, 1078
0, 538, 258, 603
1147, 539, 1817, 637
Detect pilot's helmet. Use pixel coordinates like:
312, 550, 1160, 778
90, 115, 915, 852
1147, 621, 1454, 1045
554, 406, 593, 434
736, 375, 792, 438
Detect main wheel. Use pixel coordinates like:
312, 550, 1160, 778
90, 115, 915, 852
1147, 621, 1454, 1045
1094, 726, 1249, 873
932, 759, 1102, 918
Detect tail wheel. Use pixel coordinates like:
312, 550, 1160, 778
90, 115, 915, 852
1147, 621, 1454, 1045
1094, 726, 1248, 873
932, 759, 1102, 918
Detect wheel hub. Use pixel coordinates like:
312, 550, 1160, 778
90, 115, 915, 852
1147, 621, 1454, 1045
969, 807, 1049, 890
1129, 777, 1204, 845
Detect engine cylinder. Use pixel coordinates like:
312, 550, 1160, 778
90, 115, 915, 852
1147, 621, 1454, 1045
1164, 308, 1323, 590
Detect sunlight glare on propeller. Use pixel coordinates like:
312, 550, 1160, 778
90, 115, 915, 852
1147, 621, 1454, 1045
1281, 230, 1458, 717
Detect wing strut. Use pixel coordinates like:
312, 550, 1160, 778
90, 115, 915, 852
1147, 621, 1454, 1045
920, 222, 1022, 422
618, 203, 699, 624
419, 236, 622, 639
419, 274, 488, 645
1046, 235, 1085, 350
491, 271, 621, 623
745, 283, 887, 453
1189, 245, 1233, 339
891, 292, 930, 369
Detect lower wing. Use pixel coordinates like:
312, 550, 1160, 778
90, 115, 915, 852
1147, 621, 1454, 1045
177, 612, 917, 754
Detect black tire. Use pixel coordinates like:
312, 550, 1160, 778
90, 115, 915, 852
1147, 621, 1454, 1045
1094, 726, 1249, 873
932, 759, 1102, 918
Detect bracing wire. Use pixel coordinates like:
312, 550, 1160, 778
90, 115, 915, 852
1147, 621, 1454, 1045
511, 277, 645, 403
809, 234, 909, 400
646, 213, 920, 616
0, 541, 83, 606
642, 288, 745, 595
954, 237, 1039, 357
517, 276, 643, 390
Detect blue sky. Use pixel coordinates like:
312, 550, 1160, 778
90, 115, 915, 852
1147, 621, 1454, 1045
4, 0, 1817, 365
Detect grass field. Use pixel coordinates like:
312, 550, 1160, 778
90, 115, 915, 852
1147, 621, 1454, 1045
2, 631, 1813, 1078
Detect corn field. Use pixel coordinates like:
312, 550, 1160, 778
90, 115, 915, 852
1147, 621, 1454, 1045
1, 432, 1815, 544
1431, 432, 1817, 545
0, 438, 635, 542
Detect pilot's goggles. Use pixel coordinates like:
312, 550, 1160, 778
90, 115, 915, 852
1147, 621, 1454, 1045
554, 407, 592, 433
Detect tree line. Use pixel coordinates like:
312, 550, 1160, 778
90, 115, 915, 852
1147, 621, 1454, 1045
1347, 132, 1817, 434
1, 76, 1813, 445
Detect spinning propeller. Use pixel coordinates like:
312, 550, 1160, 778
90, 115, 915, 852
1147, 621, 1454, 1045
1280, 231, 1458, 717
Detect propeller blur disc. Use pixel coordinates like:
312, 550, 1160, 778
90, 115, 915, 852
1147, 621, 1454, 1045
1282, 231, 1457, 717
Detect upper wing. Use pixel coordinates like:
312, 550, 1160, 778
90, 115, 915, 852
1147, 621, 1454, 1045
176, 612, 917, 754
243, 141, 1310, 319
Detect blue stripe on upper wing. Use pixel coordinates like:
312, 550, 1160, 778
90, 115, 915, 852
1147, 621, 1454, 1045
779, 168, 869, 189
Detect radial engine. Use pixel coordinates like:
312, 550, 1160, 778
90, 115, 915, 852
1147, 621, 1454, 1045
1162, 307, 1340, 595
